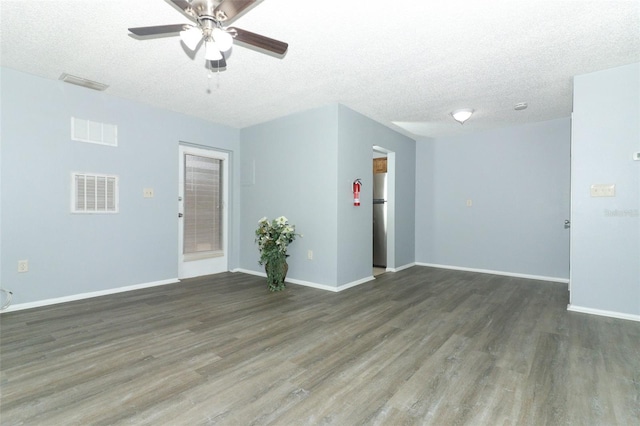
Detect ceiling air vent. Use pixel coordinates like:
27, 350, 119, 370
59, 73, 109, 91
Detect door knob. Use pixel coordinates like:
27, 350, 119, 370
178, 213, 183, 218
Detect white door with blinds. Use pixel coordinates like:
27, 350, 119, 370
178, 145, 229, 279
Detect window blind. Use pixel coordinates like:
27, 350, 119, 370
183, 154, 223, 256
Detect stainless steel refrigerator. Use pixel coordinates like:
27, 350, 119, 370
373, 172, 387, 267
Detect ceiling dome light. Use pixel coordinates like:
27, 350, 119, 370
205, 40, 223, 61
514, 102, 528, 111
180, 26, 203, 51
212, 28, 233, 52
451, 109, 474, 124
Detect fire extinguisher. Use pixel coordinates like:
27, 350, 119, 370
353, 179, 363, 206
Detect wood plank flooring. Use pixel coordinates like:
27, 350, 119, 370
1, 267, 639, 425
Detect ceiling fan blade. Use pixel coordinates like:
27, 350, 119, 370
169, 0, 192, 13
228, 27, 288, 55
214, 0, 256, 22
168, 0, 198, 20
128, 24, 188, 36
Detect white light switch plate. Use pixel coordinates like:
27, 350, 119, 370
590, 184, 615, 197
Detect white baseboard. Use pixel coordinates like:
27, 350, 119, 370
386, 262, 416, 273
415, 262, 569, 284
567, 304, 640, 322
234, 267, 265, 278
233, 268, 375, 292
335, 276, 376, 292
1, 264, 576, 313
1, 278, 179, 313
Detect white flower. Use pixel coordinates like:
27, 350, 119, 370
256, 216, 300, 262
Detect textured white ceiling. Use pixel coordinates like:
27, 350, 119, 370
1, 0, 639, 138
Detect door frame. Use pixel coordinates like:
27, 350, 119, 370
373, 145, 395, 271
178, 144, 229, 279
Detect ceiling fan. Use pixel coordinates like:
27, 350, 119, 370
128, 0, 288, 69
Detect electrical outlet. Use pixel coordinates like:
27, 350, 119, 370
307, 250, 313, 260
143, 188, 154, 198
18, 260, 28, 273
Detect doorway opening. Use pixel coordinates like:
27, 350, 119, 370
372, 146, 395, 276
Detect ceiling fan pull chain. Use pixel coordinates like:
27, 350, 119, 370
205, 66, 221, 91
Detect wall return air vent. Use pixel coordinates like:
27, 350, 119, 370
71, 117, 118, 147
71, 172, 119, 213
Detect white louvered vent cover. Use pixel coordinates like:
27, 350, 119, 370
71, 117, 117, 146
72, 173, 118, 213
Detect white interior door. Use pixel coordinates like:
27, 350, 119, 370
178, 145, 229, 279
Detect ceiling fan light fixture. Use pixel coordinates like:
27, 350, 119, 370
180, 26, 202, 51
451, 108, 474, 125
128, 0, 289, 71
212, 28, 233, 52
205, 40, 223, 61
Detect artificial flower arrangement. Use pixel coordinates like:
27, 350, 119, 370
255, 216, 301, 291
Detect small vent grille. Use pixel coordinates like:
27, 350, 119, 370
71, 117, 118, 146
59, 73, 109, 91
72, 172, 119, 213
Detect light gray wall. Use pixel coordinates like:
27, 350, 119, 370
0, 67, 240, 305
415, 118, 571, 279
239, 104, 416, 288
415, 139, 436, 261
3, 66, 592, 307
239, 104, 340, 285
570, 62, 640, 317
336, 105, 416, 284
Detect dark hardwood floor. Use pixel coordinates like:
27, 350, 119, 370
1, 267, 639, 425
